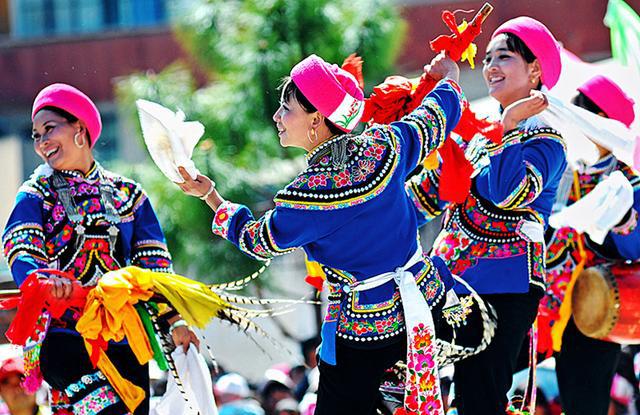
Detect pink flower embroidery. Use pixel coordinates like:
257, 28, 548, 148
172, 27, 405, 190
364, 143, 386, 161
308, 174, 328, 188
333, 170, 352, 188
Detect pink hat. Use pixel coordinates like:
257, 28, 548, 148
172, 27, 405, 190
32, 83, 102, 147
0, 357, 24, 382
578, 75, 635, 127
492, 17, 562, 89
291, 54, 364, 133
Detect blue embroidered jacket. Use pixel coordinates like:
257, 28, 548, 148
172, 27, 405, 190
211, 79, 464, 360
408, 116, 568, 294
3, 162, 173, 333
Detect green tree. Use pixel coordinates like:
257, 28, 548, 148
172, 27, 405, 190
115, 0, 405, 283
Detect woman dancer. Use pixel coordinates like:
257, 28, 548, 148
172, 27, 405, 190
3, 83, 197, 414
177, 52, 463, 414
407, 17, 567, 414
539, 75, 640, 415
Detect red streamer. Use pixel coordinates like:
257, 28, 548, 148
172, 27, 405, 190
342, 8, 502, 203
4, 269, 89, 345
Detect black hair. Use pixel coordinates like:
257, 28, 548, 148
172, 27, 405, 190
502, 32, 542, 90
39, 105, 78, 123
36, 105, 92, 143
572, 91, 607, 117
279, 77, 345, 136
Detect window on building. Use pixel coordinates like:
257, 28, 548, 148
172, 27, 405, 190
0, 0, 10, 35
12, 0, 172, 39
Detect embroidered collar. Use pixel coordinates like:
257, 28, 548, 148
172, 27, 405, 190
305, 134, 343, 165
58, 161, 101, 181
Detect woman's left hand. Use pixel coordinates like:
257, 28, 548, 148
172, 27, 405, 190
502, 90, 549, 131
171, 324, 201, 353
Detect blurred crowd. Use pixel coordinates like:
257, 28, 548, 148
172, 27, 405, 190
0, 338, 640, 414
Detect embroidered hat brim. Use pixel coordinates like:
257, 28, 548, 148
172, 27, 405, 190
291, 54, 365, 133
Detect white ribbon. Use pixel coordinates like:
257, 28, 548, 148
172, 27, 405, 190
351, 249, 445, 414
539, 95, 638, 170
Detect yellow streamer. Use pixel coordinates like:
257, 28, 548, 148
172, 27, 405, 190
550, 172, 587, 351
76, 266, 235, 411
458, 21, 478, 69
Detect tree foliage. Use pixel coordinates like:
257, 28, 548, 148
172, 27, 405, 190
115, 0, 405, 283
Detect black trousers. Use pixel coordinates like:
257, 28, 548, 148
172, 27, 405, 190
315, 298, 445, 415
40, 331, 150, 415
315, 338, 406, 415
453, 289, 543, 415
555, 318, 621, 415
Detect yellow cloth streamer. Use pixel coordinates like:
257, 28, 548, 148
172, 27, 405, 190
549, 173, 587, 351
458, 21, 478, 69
76, 266, 234, 412
423, 152, 440, 170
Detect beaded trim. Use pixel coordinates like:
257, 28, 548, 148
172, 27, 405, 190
65, 371, 107, 398
324, 260, 446, 343
612, 209, 638, 236
406, 168, 446, 222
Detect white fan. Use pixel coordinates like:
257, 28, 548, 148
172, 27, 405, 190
136, 99, 205, 183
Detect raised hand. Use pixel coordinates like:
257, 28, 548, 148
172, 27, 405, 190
424, 52, 460, 83
502, 90, 549, 131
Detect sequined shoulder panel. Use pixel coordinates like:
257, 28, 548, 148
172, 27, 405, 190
273, 126, 400, 210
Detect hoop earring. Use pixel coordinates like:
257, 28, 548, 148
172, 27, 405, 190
307, 129, 317, 144
74, 132, 86, 148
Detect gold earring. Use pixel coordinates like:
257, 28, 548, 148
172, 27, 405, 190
307, 129, 317, 143
74, 131, 85, 148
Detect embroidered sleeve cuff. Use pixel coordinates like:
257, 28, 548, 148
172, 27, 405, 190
439, 78, 466, 106
612, 209, 638, 236
211, 201, 242, 240
486, 129, 522, 157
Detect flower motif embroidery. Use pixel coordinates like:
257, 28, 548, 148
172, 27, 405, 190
307, 174, 328, 188
363, 142, 386, 161
211, 202, 240, 239
353, 160, 375, 182
333, 170, 352, 188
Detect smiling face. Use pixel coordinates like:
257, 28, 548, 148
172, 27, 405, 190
272, 91, 317, 150
32, 109, 92, 172
483, 34, 541, 108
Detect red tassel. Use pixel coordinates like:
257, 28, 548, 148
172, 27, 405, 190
88, 337, 108, 368
439, 139, 474, 203
453, 106, 504, 144
430, 9, 483, 61
341, 53, 365, 91
5, 270, 89, 345
304, 275, 325, 291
